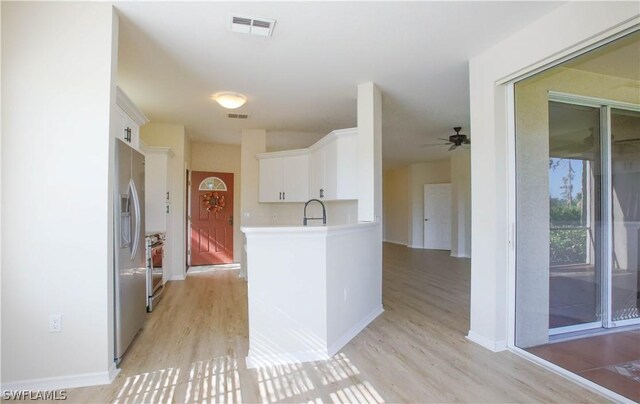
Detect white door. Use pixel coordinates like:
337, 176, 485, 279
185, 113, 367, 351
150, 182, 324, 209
424, 184, 452, 250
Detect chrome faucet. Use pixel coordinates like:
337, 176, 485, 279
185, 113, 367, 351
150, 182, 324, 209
303, 199, 327, 226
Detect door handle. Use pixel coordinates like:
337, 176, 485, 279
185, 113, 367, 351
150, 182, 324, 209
129, 179, 141, 260
228, 216, 233, 226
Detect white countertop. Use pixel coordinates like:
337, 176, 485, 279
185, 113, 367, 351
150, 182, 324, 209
241, 222, 378, 234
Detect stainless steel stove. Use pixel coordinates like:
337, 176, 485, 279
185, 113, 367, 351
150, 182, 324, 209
145, 233, 165, 311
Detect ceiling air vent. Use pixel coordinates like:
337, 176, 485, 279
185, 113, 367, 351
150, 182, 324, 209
229, 15, 276, 37
228, 114, 248, 119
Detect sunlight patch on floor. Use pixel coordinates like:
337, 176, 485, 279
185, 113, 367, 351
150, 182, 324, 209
185, 357, 242, 402
113, 367, 181, 404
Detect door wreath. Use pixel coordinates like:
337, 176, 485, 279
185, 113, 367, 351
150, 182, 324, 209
202, 192, 226, 212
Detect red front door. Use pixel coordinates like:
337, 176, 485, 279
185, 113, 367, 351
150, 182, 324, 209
190, 171, 234, 265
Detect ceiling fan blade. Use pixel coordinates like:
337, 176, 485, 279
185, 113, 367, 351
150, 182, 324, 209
463, 138, 471, 144
613, 137, 640, 144
421, 143, 450, 148
448, 144, 457, 151
437, 138, 450, 141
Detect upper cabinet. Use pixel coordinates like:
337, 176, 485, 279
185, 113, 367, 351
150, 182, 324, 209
258, 150, 309, 202
309, 128, 358, 201
115, 87, 148, 152
144, 146, 173, 233
257, 128, 358, 203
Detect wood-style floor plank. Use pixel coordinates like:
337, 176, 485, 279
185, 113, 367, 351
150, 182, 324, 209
65, 243, 603, 403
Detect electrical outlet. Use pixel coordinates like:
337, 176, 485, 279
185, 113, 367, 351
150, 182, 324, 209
49, 314, 62, 332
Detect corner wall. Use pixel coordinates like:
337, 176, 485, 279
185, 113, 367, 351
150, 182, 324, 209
451, 150, 471, 258
382, 167, 409, 245
1, 2, 118, 387
141, 123, 188, 280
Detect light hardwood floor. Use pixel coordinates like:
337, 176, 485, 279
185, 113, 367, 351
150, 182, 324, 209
66, 243, 603, 403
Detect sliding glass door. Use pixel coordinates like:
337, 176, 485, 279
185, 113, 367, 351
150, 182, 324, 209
610, 108, 640, 325
548, 101, 602, 333
513, 30, 639, 399
513, 31, 640, 347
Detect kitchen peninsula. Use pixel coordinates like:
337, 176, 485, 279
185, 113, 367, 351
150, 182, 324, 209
242, 222, 382, 367
242, 82, 383, 368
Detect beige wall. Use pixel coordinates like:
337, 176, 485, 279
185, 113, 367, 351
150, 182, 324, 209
141, 123, 188, 280
191, 142, 242, 263
451, 150, 471, 258
1, 2, 117, 386
383, 167, 409, 245
408, 159, 451, 248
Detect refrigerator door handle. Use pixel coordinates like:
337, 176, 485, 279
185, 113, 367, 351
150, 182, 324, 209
129, 178, 141, 260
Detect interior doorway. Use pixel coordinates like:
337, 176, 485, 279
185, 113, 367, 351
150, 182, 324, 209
189, 171, 234, 265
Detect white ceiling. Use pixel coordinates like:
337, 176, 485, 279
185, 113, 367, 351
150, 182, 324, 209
115, 1, 564, 166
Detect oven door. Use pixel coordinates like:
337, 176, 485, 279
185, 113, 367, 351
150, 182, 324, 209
151, 244, 163, 293
147, 242, 164, 311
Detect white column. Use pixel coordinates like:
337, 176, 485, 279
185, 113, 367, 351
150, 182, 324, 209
357, 82, 382, 223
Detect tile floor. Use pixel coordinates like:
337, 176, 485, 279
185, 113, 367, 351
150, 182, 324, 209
527, 330, 640, 401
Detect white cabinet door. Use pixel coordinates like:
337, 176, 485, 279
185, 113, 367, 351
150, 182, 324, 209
259, 158, 284, 202
309, 147, 325, 200
335, 132, 358, 200
308, 129, 358, 201
115, 105, 141, 151
145, 151, 170, 233
282, 154, 309, 202
322, 140, 338, 200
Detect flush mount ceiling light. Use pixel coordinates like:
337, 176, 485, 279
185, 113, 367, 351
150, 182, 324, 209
212, 92, 247, 109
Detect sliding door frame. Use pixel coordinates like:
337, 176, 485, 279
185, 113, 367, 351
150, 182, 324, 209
504, 23, 640, 403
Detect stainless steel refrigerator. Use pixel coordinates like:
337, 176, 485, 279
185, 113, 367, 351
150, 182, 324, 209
114, 139, 146, 365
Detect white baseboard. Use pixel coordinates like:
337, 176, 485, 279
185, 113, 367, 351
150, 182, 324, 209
466, 331, 507, 352
1, 365, 119, 392
169, 273, 186, 281
246, 350, 329, 369
450, 252, 471, 258
407, 244, 424, 249
382, 239, 407, 246
328, 305, 384, 356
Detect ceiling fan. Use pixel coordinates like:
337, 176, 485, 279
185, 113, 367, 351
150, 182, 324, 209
423, 127, 471, 151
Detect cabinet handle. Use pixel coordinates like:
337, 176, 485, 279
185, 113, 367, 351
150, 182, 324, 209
283, 192, 285, 200
125, 127, 132, 142
166, 192, 169, 200
279, 192, 282, 200
320, 188, 324, 198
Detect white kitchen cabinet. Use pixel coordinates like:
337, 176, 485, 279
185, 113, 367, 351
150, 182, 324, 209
114, 86, 148, 152
308, 128, 358, 201
144, 146, 173, 233
258, 151, 309, 202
